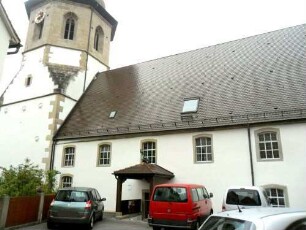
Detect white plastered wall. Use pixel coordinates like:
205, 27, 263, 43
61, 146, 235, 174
54, 123, 306, 213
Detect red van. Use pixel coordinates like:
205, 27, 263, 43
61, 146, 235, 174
148, 183, 213, 230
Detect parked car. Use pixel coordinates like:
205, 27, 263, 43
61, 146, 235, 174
199, 207, 306, 230
148, 183, 213, 230
222, 186, 271, 211
47, 187, 106, 229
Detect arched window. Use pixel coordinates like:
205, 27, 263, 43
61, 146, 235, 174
98, 144, 111, 166
61, 175, 73, 188
263, 185, 288, 207
94, 26, 104, 52
34, 21, 44, 40
64, 13, 77, 40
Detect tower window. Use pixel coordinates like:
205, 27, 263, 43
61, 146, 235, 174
94, 26, 104, 52
63, 13, 78, 40
64, 18, 75, 40
25, 76, 32, 87
34, 21, 44, 40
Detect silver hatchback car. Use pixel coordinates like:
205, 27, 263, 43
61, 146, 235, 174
199, 207, 306, 230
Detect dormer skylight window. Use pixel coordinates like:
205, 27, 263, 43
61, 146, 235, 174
182, 98, 199, 113
109, 111, 117, 118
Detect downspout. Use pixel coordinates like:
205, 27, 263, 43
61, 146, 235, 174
83, 8, 94, 92
247, 124, 255, 185
50, 139, 56, 170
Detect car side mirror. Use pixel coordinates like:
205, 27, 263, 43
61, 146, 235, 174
101, 198, 106, 201
209, 193, 213, 198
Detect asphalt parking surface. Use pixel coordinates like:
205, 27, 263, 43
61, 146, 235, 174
17, 215, 151, 230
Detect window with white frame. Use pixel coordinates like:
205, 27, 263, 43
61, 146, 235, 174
195, 136, 213, 163
63, 147, 75, 167
255, 129, 282, 161
265, 187, 286, 207
142, 141, 156, 164
98, 144, 111, 166
61, 175, 72, 188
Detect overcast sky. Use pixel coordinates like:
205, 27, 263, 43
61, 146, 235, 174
1, 0, 306, 93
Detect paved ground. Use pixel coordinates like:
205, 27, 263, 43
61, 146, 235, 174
17, 215, 151, 230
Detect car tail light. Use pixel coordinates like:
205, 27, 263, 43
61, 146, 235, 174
85, 200, 92, 209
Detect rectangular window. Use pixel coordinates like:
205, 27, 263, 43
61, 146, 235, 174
98, 144, 111, 166
195, 137, 213, 162
258, 132, 280, 159
64, 147, 75, 166
142, 141, 156, 163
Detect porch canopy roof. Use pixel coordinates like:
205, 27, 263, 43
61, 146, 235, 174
113, 163, 174, 180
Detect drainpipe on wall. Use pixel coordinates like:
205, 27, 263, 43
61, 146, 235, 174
50, 140, 56, 170
83, 8, 94, 92
248, 125, 255, 186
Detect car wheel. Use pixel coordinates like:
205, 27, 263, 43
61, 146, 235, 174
192, 220, 200, 230
47, 221, 54, 229
87, 215, 94, 230
153, 226, 161, 230
97, 210, 103, 221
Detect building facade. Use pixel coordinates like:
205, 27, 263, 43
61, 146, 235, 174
52, 24, 306, 215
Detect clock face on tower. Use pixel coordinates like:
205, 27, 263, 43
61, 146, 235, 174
35, 10, 45, 24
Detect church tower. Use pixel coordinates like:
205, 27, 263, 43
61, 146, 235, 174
0, 0, 117, 170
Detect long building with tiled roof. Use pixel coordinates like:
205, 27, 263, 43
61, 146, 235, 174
52, 24, 306, 216
55, 24, 306, 140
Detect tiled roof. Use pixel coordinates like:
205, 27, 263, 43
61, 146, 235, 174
55, 24, 306, 140
113, 163, 174, 179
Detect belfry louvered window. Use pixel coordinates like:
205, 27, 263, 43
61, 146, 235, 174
94, 26, 104, 52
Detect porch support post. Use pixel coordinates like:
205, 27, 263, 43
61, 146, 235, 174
115, 177, 123, 213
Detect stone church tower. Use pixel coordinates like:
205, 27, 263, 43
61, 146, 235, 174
0, 0, 117, 170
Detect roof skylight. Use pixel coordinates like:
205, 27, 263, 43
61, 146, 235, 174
182, 98, 199, 113
109, 111, 117, 118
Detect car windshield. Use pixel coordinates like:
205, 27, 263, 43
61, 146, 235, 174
55, 190, 89, 202
199, 216, 253, 230
153, 187, 187, 202
226, 189, 261, 206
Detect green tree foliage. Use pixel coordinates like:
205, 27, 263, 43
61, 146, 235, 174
0, 158, 58, 197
